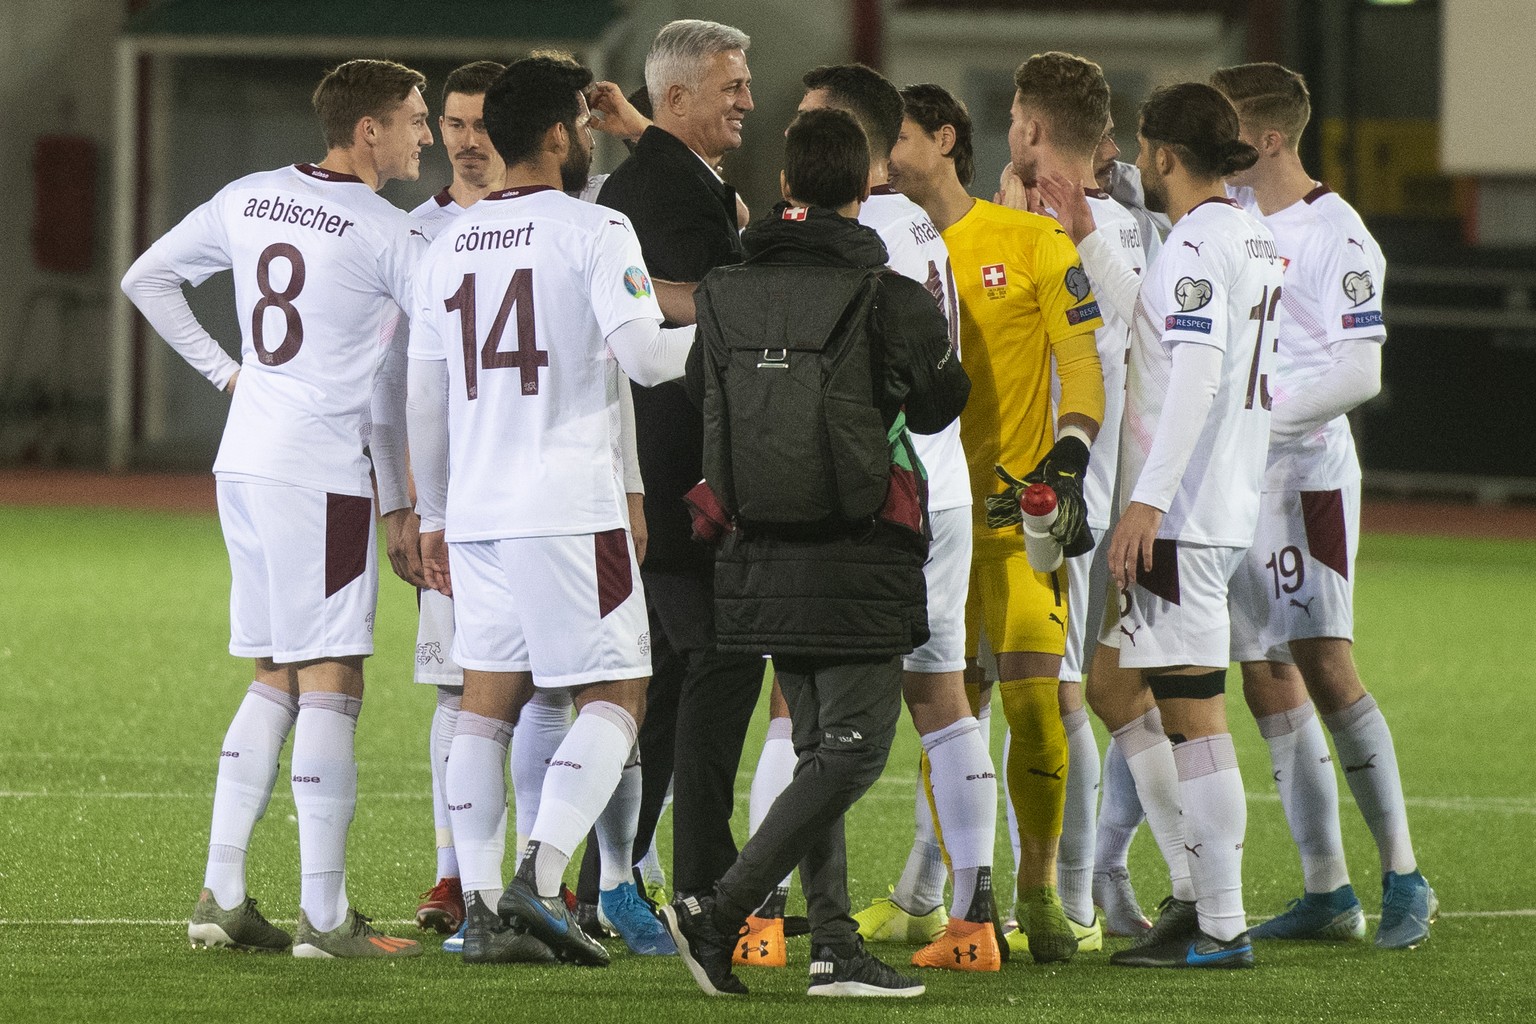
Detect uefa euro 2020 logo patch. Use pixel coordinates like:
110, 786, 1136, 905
624, 266, 652, 299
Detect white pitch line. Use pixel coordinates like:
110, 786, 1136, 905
1, 911, 1532, 927
4, 785, 1534, 815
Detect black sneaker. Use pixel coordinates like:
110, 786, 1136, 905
1111, 927, 1255, 969
462, 892, 556, 965
1111, 895, 1198, 962
807, 938, 925, 998
576, 900, 611, 940
498, 868, 610, 967
661, 894, 748, 997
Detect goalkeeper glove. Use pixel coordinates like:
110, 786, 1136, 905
985, 464, 1029, 530
1025, 434, 1093, 557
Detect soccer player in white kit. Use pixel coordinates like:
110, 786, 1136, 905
121, 59, 433, 958
407, 55, 696, 968
1006, 52, 1151, 952
1211, 62, 1436, 950
1041, 81, 1282, 969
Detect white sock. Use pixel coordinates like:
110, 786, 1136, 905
1002, 731, 1021, 890
292, 692, 361, 932
923, 717, 996, 921
511, 688, 571, 848
1115, 708, 1193, 902
595, 745, 642, 890
1324, 694, 1416, 876
205, 682, 296, 909
527, 701, 636, 897
1095, 737, 1145, 872
749, 717, 796, 834
1173, 734, 1247, 941
430, 687, 462, 880
1057, 707, 1099, 923
448, 711, 513, 903
1257, 703, 1349, 893
750, 716, 798, 890
892, 759, 945, 915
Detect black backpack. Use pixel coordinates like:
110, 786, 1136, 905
696, 264, 890, 526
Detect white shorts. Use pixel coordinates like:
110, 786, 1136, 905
414, 587, 464, 686
448, 529, 651, 687
904, 506, 972, 674
1100, 541, 1244, 670
217, 477, 377, 662
1061, 526, 1109, 683
1229, 484, 1359, 663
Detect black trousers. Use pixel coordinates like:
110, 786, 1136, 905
576, 567, 764, 901
713, 655, 904, 955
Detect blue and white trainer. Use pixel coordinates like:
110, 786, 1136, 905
442, 917, 467, 954
600, 881, 677, 955
1375, 871, 1438, 949
1250, 884, 1366, 941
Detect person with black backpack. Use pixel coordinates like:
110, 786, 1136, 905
660, 107, 969, 999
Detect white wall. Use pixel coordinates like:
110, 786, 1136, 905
1442, 0, 1536, 175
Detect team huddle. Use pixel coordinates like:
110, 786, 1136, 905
121, 15, 1436, 999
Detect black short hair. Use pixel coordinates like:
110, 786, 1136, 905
899, 83, 974, 187
801, 64, 903, 158
442, 60, 505, 107
1139, 82, 1258, 180
483, 55, 594, 167
784, 108, 869, 210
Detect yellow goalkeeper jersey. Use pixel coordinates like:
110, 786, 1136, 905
941, 199, 1105, 542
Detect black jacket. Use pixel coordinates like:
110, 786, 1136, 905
685, 205, 970, 658
597, 127, 742, 574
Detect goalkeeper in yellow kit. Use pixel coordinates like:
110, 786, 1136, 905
888, 83, 1105, 964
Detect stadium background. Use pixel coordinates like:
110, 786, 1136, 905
1, 1, 1532, 1021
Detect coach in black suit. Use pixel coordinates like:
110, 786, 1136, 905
594, 18, 764, 902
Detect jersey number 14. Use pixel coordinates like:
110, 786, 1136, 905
443, 269, 548, 399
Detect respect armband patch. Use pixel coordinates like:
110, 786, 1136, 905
1165, 313, 1213, 334
1342, 310, 1383, 329
1066, 301, 1101, 326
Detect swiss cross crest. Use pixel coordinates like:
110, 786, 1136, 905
782, 206, 808, 221
981, 262, 1008, 298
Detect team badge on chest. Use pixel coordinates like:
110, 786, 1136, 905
981, 262, 1007, 299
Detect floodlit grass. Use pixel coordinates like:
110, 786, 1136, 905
1, 506, 1532, 1023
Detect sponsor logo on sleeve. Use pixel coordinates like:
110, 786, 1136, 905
623, 266, 652, 298
1165, 313, 1214, 334
1174, 276, 1214, 312
1064, 264, 1091, 302
1066, 301, 1102, 325
1342, 269, 1375, 307
981, 262, 1008, 299
1342, 310, 1384, 329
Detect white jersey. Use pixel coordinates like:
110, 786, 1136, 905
408, 185, 662, 541
1238, 185, 1386, 491
138, 163, 421, 497
1080, 191, 1147, 530
860, 186, 971, 511
1122, 198, 1284, 546
410, 186, 471, 240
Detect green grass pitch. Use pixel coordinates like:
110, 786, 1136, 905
1, 505, 1532, 1022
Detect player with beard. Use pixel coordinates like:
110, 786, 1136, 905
407, 54, 695, 968
1040, 82, 1281, 969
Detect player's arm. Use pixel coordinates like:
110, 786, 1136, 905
1270, 239, 1384, 444
607, 318, 696, 386
407, 354, 451, 597
616, 370, 647, 565
370, 309, 425, 587
119, 200, 240, 392
1269, 340, 1380, 445
653, 280, 698, 326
